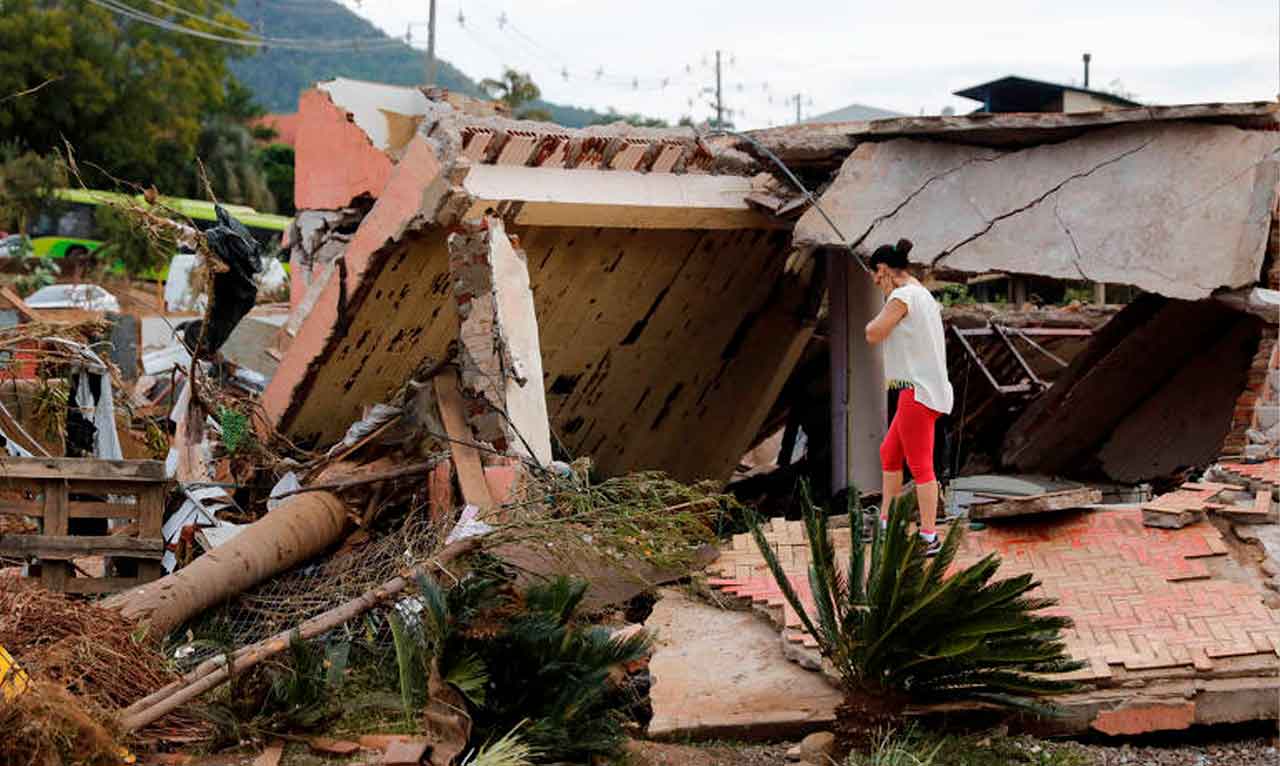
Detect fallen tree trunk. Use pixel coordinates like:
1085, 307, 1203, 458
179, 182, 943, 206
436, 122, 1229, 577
117, 537, 480, 733
101, 492, 349, 638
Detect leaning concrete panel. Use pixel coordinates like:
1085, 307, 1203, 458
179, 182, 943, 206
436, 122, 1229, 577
795, 123, 1280, 300
272, 221, 814, 483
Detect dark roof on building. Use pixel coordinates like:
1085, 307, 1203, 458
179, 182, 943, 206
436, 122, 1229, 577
954, 75, 1141, 113
804, 103, 904, 124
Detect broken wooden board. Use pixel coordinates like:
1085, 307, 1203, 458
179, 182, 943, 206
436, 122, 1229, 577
434, 369, 495, 510
969, 486, 1103, 520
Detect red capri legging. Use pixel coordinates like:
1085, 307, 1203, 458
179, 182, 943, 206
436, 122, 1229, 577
879, 388, 942, 484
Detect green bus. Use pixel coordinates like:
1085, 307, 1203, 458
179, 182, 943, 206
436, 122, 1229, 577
27, 188, 291, 278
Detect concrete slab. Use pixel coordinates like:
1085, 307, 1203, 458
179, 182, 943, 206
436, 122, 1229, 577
795, 123, 1280, 300
645, 588, 840, 741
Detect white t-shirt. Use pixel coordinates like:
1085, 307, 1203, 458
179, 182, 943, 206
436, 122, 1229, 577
882, 283, 954, 415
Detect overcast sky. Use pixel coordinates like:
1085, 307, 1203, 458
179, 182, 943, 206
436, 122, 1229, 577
340, 0, 1279, 129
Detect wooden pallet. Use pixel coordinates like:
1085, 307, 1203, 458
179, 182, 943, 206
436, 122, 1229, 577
0, 457, 166, 594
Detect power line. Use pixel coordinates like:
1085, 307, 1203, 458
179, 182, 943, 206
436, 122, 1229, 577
88, 0, 407, 51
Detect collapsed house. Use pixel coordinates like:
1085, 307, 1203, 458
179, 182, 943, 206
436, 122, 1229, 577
265, 78, 818, 484
272, 86, 1280, 497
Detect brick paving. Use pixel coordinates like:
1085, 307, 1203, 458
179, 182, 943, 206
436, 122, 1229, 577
708, 508, 1280, 681
1218, 459, 1280, 491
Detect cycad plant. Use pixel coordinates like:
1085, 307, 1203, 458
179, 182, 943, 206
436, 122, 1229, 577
749, 484, 1082, 744
394, 573, 652, 763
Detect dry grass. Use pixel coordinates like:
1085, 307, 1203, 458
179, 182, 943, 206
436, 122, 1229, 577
0, 580, 211, 743
0, 681, 125, 766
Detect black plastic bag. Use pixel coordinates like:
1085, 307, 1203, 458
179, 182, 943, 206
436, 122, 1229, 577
183, 205, 262, 358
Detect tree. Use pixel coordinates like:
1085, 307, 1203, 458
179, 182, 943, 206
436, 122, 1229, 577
258, 144, 295, 216
749, 485, 1082, 749
480, 69, 547, 120
0, 142, 66, 233
591, 108, 669, 128
0, 0, 248, 189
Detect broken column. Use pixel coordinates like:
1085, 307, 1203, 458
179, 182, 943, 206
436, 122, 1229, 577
447, 218, 553, 465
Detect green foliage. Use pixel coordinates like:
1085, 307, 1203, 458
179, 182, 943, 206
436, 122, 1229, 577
205, 632, 348, 741
218, 407, 249, 455
189, 118, 276, 211
748, 482, 1082, 739
13, 251, 59, 295
391, 573, 650, 763
480, 69, 542, 116
850, 726, 943, 766
229, 0, 614, 128
0, 143, 66, 233
0, 0, 246, 187
1061, 285, 1094, 305
934, 283, 976, 308
591, 108, 671, 128
92, 205, 175, 276
465, 723, 539, 766
258, 144, 295, 215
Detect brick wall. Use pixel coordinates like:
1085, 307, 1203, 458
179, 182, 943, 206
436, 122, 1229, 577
1221, 200, 1280, 458
1222, 336, 1278, 458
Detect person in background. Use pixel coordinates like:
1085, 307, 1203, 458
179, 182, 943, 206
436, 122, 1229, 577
864, 239, 955, 555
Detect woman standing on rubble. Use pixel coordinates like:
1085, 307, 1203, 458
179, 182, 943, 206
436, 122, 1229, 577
864, 239, 954, 555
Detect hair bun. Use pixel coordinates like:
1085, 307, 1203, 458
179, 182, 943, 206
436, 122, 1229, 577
896, 238, 914, 257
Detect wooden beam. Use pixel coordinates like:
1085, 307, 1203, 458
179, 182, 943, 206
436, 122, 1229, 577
0, 534, 164, 559
0, 457, 167, 483
460, 164, 781, 230
433, 369, 494, 510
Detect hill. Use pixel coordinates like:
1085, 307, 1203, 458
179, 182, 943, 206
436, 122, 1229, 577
230, 0, 613, 128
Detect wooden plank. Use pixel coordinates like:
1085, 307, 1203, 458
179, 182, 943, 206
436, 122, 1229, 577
433, 369, 494, 510
0, 457, 166, 483
66, 501, 141, 520
0, 499, 44, 517
969, 486, 1103, 520
0, 534, 164, 559
134, 485, 166, 582
60, 576, 146, 595
40, 479, 69, 591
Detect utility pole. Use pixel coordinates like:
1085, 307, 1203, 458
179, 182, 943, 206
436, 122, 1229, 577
793, 92, 803, 123
714, 49, 724, 128
425, 0, 438, 86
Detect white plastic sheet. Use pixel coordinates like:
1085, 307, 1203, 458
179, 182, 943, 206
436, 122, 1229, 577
164, 253, 206, 313
25, 284, 120, 312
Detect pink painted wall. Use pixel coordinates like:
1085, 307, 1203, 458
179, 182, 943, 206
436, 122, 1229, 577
294, 88, 395, 211
265, 135, 444, 430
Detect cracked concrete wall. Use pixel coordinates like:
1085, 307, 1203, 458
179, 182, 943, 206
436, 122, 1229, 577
795, 123, 1280, 300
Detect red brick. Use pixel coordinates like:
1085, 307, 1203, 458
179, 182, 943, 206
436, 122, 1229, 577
1091, 703, 1196, 736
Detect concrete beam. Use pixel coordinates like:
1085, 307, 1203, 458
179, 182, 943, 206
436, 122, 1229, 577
459, 164, 781, 230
